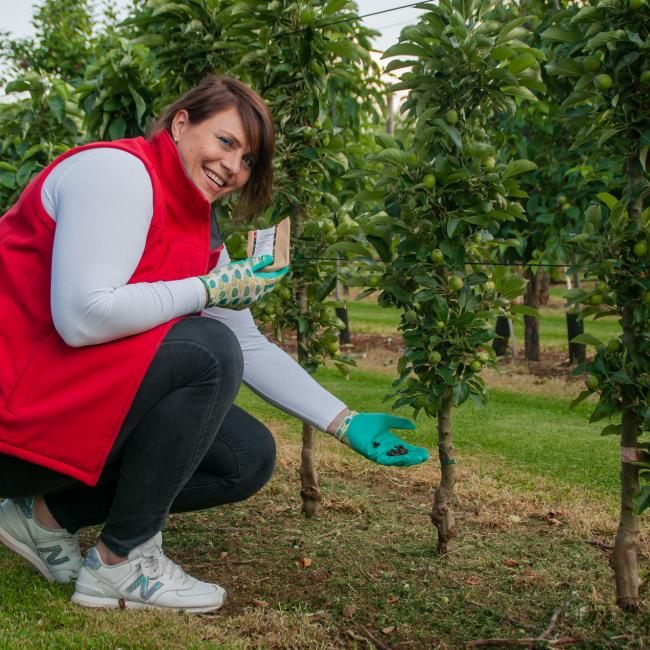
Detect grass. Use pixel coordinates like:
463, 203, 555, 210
2, 408, 647, 648
1, 287, 648, 648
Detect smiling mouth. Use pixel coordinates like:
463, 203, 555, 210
204, 167, 226, 190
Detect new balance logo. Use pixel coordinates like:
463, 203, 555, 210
126, 575, 163, 601
39, 545, 70, 566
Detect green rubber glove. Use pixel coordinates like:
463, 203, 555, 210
199, 255, 288, 309
334, 411, 428, 467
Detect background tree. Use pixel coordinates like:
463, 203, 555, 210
544, 0, 650, 610
0, 75, 83, 213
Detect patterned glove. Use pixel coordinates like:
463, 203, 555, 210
334, 411, 428, 467
199, 255, 288, 309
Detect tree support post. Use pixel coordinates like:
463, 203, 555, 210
430, 395, 457, 555
524, 268, 540, 361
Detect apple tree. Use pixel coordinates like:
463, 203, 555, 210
543, 0, 650, 610
347, 0, 539, 553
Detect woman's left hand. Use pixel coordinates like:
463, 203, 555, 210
334, 412, 428, 467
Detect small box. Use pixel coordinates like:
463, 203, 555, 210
246, 217, 290, 271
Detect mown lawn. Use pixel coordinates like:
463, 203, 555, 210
3, 363, 646, 648
1, 289, 647, 648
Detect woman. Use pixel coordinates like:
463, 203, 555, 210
0, 75, 427, 613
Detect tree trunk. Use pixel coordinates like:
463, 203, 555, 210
297, 286, 321, 515
538, 270, 550, 306
609, 158, 644, 609
524, 269, 540, 361
492, 316, 510, 357
430, 395, 457, 555
609, 404, 640, 610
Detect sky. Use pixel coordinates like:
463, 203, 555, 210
0, 0, 424, 53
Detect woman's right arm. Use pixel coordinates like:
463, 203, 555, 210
48, 148, 207, 346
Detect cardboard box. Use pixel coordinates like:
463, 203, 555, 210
246, 217, 290, 271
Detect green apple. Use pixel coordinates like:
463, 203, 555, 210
449, 276, 464, 291
299, 8, 316, 24
446, 109, 459, 124
431, 249, 444, 264
594, 74, 613, 90
590, 294, 604, 305
422, 173, 436, 189
405, 309, 418, 325
585, 374, 600, 391
607, 338, 622, 353
634, 240, 648, 258
469, 360, 482, 373
428, 351, 442, 365
641, 70, 650, 85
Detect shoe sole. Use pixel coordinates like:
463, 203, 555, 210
71, 591, 227, 614
0, 525, 53, 581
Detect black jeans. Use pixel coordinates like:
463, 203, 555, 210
0, 317, 276, 556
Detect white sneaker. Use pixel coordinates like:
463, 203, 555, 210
71, 532, 226, 613
0, 498, 82, 583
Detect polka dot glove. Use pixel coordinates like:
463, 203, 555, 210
334, 411, 428, 467
199, 255, 288, 309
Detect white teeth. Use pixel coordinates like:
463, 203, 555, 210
204, 168, 224, 187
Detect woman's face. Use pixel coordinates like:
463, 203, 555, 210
171, 106, 254, 203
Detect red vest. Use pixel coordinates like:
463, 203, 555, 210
0, 130, 222, 485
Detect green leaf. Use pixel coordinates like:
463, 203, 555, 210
598, 128, 624, 148
323, 242, 371, 258
452, 380, 470, 406
324, 0, 349, 14
570, 390, 591, 410
540, 26, 581, 43
545, 58, 584, 78
498, 16, 536, 44
571, 333, 604, 347
130, 88, 147, 124
108, 117, 127, 141
571, 5, 600, 22
585, 30, 626, 52
503, 159, 537, 179
501, 86, 538, 102
382, 43, 429, 59
509, 304, 539, 317
600, 424, 621, 436
508, 53, 537, 74
0, 171, 16, 189
432, 118, 462, 150
596, 192, 618, 209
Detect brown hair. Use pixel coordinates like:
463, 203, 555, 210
150, 75, 275, 219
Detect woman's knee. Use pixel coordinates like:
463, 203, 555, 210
238, 423, 276, 497
167, 316, 244, 385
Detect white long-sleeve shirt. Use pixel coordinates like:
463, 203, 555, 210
42, 147, 346, 431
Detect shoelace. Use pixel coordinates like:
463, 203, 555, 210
139, 547, 193, 585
